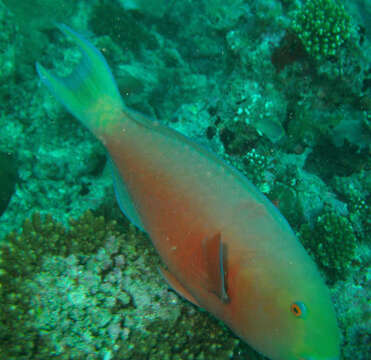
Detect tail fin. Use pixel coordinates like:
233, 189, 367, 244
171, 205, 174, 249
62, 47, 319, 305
36, 24, 124, 136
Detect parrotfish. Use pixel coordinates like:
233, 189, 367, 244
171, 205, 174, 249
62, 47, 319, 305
36, 25, 340, 360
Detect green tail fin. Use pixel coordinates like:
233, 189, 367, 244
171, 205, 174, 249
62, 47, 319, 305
36, 24, 124, 135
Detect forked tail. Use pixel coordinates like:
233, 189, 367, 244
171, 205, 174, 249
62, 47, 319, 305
36, 24, 124, 137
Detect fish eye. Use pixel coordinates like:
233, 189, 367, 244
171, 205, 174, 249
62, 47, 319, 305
290, 301, 307, 318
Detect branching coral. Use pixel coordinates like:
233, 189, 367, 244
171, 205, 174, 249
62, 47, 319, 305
0, 211, 119, 359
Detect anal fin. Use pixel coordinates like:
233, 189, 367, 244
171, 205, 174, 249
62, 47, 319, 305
159, 267, 200, 307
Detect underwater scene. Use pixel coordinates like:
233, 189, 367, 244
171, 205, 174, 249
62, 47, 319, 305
0, 0, 370, 359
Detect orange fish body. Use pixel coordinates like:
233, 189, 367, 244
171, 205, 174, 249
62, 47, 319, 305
37, 25, 340, 360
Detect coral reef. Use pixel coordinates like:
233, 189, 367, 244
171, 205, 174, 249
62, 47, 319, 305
28, 236, 250, 360
117, 0, 172, 18
0, 0, 369, 359
331, 242, 371, 360
299, 208, 357, 283
0, 3, 16, 82
0, 211, 119, 359
332, 171, 371, 241
292, 0, 351, 60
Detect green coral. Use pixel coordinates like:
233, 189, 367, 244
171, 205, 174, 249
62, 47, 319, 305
68, 210, 120, 254
0, 211, 119, 359
119, 314, 256, 360
332, 173, 371, 242
292, 0, 351, 61
300, 209, 357, 283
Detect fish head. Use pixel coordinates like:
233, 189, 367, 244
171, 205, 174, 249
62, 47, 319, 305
231, 247, 340, 360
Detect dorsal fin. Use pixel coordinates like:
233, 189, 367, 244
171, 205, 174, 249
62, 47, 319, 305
202, 233, 229, 303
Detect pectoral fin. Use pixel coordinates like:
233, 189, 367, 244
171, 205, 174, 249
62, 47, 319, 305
202, 232, 229, 303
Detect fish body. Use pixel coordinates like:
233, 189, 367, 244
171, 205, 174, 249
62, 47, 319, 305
37, 25, 340, 360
